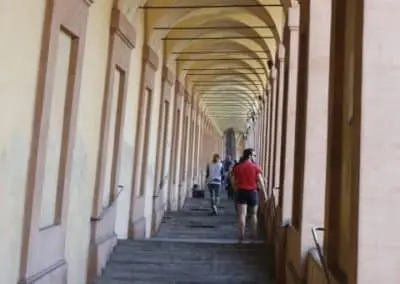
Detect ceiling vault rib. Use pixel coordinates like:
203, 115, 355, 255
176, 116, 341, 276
201, 95, 261, 98
184, 68, 266, 70
210, 114, 250, 116
140, 4, 283, 9
197, 89, 260, 91
195, 84, 264, 87
194, 81, 264, 84
154, 26, 276, 30
150, 3, 279, 132
163, 36, 274, 41
199, 92, 261, 94
203, 96, 260, 98
187, 73, 266, 75
173, 50, 268, 54
177, 58, 269, 61
206, 104, 258, 107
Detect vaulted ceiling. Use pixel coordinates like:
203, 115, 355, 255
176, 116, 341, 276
120, 0, 288, 133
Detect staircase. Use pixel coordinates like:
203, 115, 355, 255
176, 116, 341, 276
95, 194, 275, 284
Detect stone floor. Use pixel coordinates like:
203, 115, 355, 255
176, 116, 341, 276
96, 191, 275, 284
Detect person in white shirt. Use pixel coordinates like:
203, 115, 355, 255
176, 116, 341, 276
206, 153, 224, 215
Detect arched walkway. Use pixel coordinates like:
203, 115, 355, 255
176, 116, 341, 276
0, 0, 399, 283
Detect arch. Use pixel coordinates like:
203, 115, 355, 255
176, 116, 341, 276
115, 0, 284, 132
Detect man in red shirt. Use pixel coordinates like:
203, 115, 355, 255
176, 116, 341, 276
231, 148, 267, 242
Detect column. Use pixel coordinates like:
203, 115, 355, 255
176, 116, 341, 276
168, 81, 184, 211
287, 1, 332, 279
281, 3, 300, 222
262, 99, 268, 172
264, 88, 272, 178
267, 69, 278, 190
273, 44, 286, 194
179, 95, 191, 207
193, 108, 202, 185
262, 102, 267, 168
188, 104, 196, 191
260, 108, 265, 159
257, 109, 262, 164
348, 1, 400, 283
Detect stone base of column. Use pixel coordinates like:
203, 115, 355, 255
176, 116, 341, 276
178, 182, 187, 210
18, 261, 67, 284
151, 193, 166, 236
284, 227, 302, 283
87, 204, 118, 283
129, 196, 146, 239
168, 184, 179, 212
273, 207, 291, 284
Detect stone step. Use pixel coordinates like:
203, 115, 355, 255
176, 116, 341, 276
112, 249, 266, 262
116, 241, 265, 253
118, 238, 263, 247
96, 197, 274, 284
112, 247, 265, 257
104, 262, 268, 276
111, 253, 264, 264
98, 270, 269, 283
96, 278, 267, 284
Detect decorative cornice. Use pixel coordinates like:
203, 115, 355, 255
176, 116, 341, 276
143, 45, 159, 70
110, 8, 136, 49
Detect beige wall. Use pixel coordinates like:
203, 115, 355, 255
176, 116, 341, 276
0, 1, 227, 284
64, 0, 113, 283
0, 0, 46, 283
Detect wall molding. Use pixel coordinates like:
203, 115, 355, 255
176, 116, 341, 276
110, 8, 136, 49
143, 45, 159, 70
19, 0, 91, 282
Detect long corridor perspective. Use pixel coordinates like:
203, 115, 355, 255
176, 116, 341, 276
1, 0, 399, 284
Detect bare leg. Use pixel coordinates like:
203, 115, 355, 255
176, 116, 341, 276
248, 205, 258, 240
237, 204, 247, 241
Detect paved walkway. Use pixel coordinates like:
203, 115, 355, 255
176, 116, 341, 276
96, 191, 275, 283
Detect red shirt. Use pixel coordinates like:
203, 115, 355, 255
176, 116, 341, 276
232, 161, 262, 190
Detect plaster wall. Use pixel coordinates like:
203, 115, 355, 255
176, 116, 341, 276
0, 1, 46, 282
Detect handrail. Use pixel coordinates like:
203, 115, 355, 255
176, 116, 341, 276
311, 227, 331, 284
91, 185, 125, 222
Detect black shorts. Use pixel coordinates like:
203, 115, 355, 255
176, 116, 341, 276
235, 190, 259, 207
